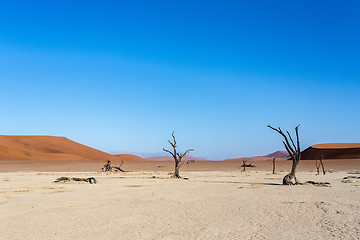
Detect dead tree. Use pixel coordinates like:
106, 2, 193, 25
242, 160, 247, 171
111, 160, 128, 172
54, 177, 97, 184
315, 159, 320, 175
240, 160, 255, 171
272, 157, 276, 174
320, 155, 326, 175
101, 160, 127, 172
102, 160, 112, 172
268, 124, 301, 185
163, 131, 193, 178
315, 155, 326, 175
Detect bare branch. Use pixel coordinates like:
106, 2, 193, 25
163, 132, 194, 178
295, 124, 301, 153
163, 148, 176, 159
268, 125, 295, 153
171, 131, 177, 146
283, 141, 295, 160
287, 131, 297, 151
168, 140, 176, 148
268, 124, 302, 185
180, 149, 194, 158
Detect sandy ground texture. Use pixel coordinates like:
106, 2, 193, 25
0, 170, 359, 240
1, 159, 359, 173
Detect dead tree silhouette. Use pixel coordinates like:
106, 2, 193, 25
272, 157, 276, 174
241, 160, 255, 171
163, 131, 193, 178
101, 160, 127, 172
268, 124, 301, 185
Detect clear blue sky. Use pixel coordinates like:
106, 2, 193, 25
0, 1, 359, 160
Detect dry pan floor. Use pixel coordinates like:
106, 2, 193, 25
0, 171, 359, 240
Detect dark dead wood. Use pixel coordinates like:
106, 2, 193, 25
272, 157, 276, 174
300, 181, 330, 187
315, 155, 325, 175
111, 166, 128, 172
342, 175, 360, 183
101, 160, 112, 172
315, 159, 320, 175
320, 155, 326, 175
163, 131, 194, 178
343, 176, 360, 179
54, 177, 97, 184
241, 160, 255, 171
268, 124, 301, 185
101, 160, 128, 172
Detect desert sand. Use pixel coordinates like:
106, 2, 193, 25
0, 162, 359, 240
1, 136, 359, 239
1, 159, 359, 173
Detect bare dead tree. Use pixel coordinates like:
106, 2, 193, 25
241, 160, 255, 171
163, 131, 193, 178
112, 160, 129, 172
102, 160, 112, 172
320, 155, 326, 175
242, 160, 247, 171
315, 155, 326, 175
101, 160, 127, 172
272, 157, 276, 174
268, 124, 301, 185
315, 159, 320, 175
54, 177, 97, 184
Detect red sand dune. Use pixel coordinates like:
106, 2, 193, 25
301, 143, 360, 160
312, 143, 360, 149
0, 135, 146, 162
224, 151, 289, 161
264, 151, 289, 159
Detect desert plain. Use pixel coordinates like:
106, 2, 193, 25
0, 159, 359, 240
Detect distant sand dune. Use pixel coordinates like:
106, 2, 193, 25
312, 143, 360, 149
0, 135, 146, 162
224, 151, 289, 161
146, 156, 198, 161
302, 143, 360, 160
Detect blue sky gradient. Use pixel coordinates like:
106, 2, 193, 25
0, 1, 359, 159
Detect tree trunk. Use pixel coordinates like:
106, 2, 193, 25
268, 124, 301, 185
283, 160, 300, 185
272, 158, 276, 174
163, 131, 193, 179
315, 159, 320, 175
174, 160, 180, 178
283, 157, 300, 185
320, 156, 326, 175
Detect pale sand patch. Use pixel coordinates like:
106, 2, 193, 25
0, 171, 359, 240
